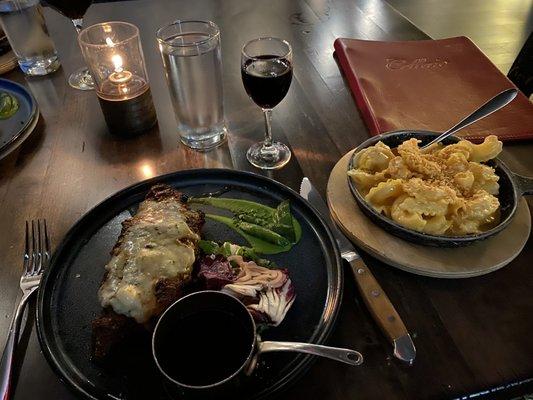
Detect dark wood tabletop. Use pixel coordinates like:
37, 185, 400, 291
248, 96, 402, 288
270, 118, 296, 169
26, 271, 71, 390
1, 0, 533, 399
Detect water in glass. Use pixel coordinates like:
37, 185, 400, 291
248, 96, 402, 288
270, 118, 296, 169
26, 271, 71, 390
0, 0, 60, 75
158, 23, 226, 150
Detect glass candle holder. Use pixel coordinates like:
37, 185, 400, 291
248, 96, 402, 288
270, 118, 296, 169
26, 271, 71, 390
78, 21, 157, 136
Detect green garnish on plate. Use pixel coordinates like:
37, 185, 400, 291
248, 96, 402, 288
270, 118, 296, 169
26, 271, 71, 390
190, 197, 302, 254
0, 91, 19, 120
198, 240, 277, 268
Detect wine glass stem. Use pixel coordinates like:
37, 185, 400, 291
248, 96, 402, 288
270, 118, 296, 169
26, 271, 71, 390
262, 108, 273, 147
72, 18, 83, 34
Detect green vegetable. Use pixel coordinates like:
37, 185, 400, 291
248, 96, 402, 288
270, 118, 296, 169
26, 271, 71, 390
273, 200, 296, 242
0, 92, 18, 120
189, 196, 302, 254
235, 220, 291, 247
198, 240, 277, 268
198, 240, 221, 255
205, 214, 293, 254
191, 197, 274, 219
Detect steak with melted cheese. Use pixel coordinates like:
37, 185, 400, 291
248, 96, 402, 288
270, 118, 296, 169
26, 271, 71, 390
92, 184, 204, 360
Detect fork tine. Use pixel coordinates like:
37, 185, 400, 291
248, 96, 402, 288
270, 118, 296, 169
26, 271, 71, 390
23, 220, 31, 274
35, 219, 43, 275
43, 219, 51, 268
31, 220, 37, 274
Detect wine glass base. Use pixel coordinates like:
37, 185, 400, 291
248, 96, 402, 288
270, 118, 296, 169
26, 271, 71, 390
68, 67, 95, 91
246, 141, 291, 170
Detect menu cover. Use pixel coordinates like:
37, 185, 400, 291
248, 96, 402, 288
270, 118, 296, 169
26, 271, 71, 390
334, 36, 533, 142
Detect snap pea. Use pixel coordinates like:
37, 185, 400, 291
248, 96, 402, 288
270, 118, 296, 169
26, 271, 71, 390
235, 221, 291, 247
272, 200, 296, 242
205, 214, 292, 254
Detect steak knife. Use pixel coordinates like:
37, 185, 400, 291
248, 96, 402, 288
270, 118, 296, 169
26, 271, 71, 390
300, 177, 416, 364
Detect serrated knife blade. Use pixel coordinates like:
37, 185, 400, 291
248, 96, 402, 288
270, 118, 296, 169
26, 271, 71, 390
300, 177, 416, 364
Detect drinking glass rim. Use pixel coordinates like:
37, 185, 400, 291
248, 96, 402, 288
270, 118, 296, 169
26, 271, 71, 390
156, 20, 220, 47
78, 21, 139, 48
241, 37, 292, 60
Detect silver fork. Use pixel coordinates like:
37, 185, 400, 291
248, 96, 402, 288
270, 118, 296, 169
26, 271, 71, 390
0, 220, 50, 400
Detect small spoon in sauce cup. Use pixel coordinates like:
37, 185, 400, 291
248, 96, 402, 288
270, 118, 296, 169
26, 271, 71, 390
152, 291, 363, 396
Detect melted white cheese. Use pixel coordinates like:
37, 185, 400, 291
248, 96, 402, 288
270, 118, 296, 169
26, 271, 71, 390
98, 199, 199, 323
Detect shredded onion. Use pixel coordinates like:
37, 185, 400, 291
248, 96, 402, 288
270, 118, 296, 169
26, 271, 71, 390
222, 255, 295, 326
228, 255, 287, 288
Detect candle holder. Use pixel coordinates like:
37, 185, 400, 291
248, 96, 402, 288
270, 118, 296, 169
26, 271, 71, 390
79, 22, 157, 137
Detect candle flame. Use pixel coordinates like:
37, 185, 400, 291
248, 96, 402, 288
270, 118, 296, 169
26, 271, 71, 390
111, 54, 123, 73
105, 37, 114, 47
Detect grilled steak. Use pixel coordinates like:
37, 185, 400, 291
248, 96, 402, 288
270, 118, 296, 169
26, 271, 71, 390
92, 184, 204, 360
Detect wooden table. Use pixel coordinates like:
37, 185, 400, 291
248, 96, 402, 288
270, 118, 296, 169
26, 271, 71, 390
1, 0, 532, 399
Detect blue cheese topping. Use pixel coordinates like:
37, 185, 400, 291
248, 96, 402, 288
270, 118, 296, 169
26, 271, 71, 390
98, 199, 199, 323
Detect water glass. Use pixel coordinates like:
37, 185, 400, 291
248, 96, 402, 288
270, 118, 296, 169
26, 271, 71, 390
157, 20, 226, 150
0, 0, 60, 76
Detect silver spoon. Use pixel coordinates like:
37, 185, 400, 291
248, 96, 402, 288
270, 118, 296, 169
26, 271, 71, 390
421, 88, 518, 149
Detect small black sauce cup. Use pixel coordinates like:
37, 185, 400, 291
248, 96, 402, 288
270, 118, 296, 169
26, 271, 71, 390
152, 291, 257, 398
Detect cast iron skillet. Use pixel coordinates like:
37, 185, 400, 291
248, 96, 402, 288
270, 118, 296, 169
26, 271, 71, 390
347, 130, 533, 247
37, 169, 343, 400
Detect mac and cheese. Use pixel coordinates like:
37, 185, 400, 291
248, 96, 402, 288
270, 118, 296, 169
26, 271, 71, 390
348, 135, 503, 235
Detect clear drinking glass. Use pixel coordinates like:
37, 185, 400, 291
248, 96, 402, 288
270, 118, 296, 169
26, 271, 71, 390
45, 0, 94, 90
0, 0, 60, 76
157, 20, 227, 150
241, 37, 292, 170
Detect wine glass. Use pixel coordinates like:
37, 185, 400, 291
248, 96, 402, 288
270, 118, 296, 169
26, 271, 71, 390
45, 0, 95, 90
241, 37, 293, 170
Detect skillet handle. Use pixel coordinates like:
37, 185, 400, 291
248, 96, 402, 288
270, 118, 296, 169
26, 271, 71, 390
512, 173, 533, 196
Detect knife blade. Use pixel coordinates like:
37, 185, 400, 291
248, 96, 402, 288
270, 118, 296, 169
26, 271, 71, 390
300, 177, 416, 364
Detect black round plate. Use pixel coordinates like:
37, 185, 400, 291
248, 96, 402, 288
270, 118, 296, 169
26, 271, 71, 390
37, 169, 343, 400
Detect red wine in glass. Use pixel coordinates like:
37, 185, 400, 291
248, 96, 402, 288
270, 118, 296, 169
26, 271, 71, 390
45, 0, 93, 20
241, 56, 292, 109
241, 38, 293, 170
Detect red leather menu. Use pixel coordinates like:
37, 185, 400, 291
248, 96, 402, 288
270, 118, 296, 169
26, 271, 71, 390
334, 37, 533, 142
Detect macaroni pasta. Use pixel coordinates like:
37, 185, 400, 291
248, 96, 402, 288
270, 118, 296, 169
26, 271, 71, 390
348, 135, 503, 235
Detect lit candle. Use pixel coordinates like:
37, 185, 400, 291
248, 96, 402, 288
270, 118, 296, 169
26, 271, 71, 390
109, 54, 133, 85
107, 54, 133, 97
79, 22, 157, 137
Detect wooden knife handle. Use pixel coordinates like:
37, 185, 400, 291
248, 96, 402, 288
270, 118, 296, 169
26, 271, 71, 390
349, 258, 408, 342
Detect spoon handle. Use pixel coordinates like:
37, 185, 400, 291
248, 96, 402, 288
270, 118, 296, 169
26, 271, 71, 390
258, 341, 363, 366
422, 88, 518, 149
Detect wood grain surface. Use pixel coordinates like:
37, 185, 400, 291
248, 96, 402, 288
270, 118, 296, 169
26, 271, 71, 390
0, 0, 532, 399
328, 150, 532, 278
386, 0, 533, 74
